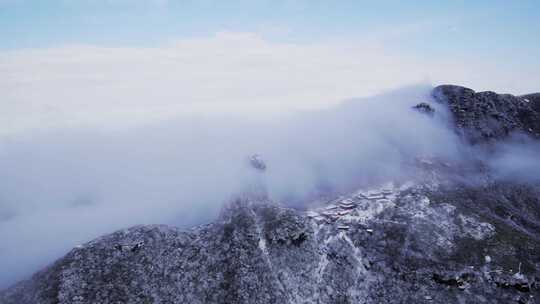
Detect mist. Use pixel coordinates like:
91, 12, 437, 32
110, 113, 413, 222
1, 83, 539, 289
0, 84, 465, 288
485, 135, 540, 184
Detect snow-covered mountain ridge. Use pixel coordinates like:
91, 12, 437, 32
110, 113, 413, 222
1, 85, 539, 304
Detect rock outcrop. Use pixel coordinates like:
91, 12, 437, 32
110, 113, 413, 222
432, 85, 540, 144
521, 93, 540, 113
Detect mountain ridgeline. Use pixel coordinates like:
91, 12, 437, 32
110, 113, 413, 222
1, 85, 540, 304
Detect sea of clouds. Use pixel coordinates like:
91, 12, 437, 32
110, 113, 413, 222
0, 32, 538, 289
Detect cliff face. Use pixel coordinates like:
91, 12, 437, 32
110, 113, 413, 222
1, 85, 540, 304
521, 93, 540, 113
432, 85, 540, 144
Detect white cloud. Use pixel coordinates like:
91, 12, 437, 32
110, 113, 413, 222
0, 84, 463, 288
1, 31, 539, 288
3, 31, 537, 135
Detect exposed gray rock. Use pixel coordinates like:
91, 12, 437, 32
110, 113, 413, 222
248, 154, 267, 171
433, 85, 540, 143
413, 102, 435, 115
521, 93, 540, 113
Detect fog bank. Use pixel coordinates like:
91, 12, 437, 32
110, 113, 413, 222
0, 85, 463, 287
1, 84, 539, 289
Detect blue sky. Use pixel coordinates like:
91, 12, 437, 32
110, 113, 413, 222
0, 0, 539, 134
1, 0, 539, 58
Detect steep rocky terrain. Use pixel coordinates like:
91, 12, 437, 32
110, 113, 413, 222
521, 93, 540, 113
1, 85, 539, 304
433, 85, 540, 144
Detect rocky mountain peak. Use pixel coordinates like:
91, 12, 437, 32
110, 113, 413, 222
432, 85, 540, 144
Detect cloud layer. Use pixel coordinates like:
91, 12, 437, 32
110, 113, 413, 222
1, 32, 539, 135
0, 83, 466, 288
1, 32, 539, 288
